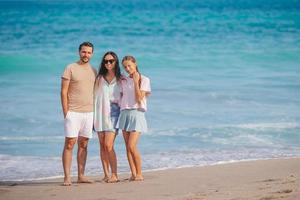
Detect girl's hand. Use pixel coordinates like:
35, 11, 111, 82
132, 72, 140, 84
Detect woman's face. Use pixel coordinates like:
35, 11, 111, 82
122, 60, 137, 75
104, 54, 115, 71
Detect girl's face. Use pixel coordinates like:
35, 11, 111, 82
122, 60, 137, 75
104, 54, 115, 71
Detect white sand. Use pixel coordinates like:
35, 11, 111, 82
0, 158, 299, 200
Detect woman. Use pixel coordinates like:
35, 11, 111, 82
117, 55, 151, 181
94, 51, 122, 183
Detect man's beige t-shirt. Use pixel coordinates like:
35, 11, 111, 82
62, 63, 97, 112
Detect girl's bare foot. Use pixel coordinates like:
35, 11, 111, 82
106, 175, 119, 183
134, 175, 144, 181
63, 177, 72, 186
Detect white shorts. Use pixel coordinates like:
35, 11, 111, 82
64, 111, 93, 138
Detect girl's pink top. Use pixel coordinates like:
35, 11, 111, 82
120, 75, 151, 111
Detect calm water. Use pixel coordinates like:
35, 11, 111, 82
1, 0, 300, 181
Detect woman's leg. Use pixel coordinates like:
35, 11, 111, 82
123, 131, 137, 180
104, 132, 118, 182
97, 132, 109, 181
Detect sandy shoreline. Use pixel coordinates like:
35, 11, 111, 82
0, 158, 299, 200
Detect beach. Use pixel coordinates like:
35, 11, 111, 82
1, 0, 300, 195
0, 158, 299, 200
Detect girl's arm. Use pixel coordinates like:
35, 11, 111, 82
132, 72, 147, 103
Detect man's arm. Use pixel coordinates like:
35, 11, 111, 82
61, 78, 70, 118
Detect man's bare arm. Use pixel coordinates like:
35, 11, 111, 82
61, 78, 70, 118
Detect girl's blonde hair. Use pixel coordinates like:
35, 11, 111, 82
122, 55, 141, 86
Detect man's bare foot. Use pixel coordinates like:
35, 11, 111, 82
134, 175, 144, 181
106, 175, 119, 183
63, 177, 72, 186
77, 176, 94, 184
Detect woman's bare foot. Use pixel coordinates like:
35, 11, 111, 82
101, 176, 109, 182
77, 176, 94, 184
129, 176, 136, 181
63, 177, 72, 186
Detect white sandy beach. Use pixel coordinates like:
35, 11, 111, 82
0, 158, 299, 200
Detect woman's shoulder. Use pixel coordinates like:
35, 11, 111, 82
95, 75, 104, 81
95, 75, 105, 87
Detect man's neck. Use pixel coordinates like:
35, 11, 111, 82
77, 60, 90, 66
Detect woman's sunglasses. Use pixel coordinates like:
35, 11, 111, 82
104, 59, 115, 64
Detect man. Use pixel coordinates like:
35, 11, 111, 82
61, 42, 96, 186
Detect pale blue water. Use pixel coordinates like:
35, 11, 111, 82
1, 0, 300, 181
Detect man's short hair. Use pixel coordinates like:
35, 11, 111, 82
79, 42, 94, 52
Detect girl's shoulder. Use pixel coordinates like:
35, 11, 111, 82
140, 74, 150, 82
119, 74, 127, 80
117, 74, 127, 86
118, 74, 127, 82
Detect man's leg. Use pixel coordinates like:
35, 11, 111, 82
62, 137, 77, 186
77, 136, 93, 183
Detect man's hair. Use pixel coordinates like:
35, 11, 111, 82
79, 42, 94, 52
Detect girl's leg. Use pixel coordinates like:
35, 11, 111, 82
104, 132, 118, 183
128, 131, 143, 181
123, 131, 137, 180
97, 132, 109, 181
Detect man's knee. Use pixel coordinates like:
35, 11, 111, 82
78, 138, 89, 150
64, 139, 76, 150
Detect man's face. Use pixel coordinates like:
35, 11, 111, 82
79, 46, 93, 63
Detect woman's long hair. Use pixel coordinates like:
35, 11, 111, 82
94, 51, 122, 94
97, 51, 121, 81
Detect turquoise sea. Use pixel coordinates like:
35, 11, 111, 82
0, 0, 300, 181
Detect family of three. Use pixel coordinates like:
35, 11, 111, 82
60, 42, 151, 186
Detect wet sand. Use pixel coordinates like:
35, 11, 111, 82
0, 158, 299, 200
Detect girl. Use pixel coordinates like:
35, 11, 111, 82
94, 51, 122, 183
117, 55, 151, 181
